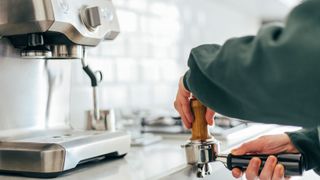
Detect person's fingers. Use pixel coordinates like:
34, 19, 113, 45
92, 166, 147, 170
180, 110, 191, 129
260, 156, 278, 180
175, 76, 193, 129
205, 108, 215, 125
180, 98, 193, 124
245, 157, 261, 180
174, 101, 191, 129
231, 168, 242, 178
272, 164, 285, 180
173, 100, 179, 111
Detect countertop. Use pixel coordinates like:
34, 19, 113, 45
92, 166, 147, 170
0, 139, 191, 180
0, 126, 319, 180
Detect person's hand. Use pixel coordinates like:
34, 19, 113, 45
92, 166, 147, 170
174, 76, 215, 128
231, 134, 299, 180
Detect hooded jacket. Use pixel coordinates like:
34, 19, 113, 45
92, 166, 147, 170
183, 0, 320, 172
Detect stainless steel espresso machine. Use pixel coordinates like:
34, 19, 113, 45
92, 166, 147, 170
0, 0, 130, 177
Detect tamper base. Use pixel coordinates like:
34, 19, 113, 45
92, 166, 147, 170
181, 138, 220, 165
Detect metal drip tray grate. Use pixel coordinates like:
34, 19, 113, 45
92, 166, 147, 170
0, 129, 130, 178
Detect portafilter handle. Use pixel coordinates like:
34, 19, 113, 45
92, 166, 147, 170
217, 153, 305, 176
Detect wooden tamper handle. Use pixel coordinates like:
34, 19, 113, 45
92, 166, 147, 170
190, 99, 211, 141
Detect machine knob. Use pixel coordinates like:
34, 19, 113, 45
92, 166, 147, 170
81, 6, 102, 31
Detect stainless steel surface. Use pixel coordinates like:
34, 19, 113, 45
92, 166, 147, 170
215, 154, 228, 165
181, 138, 220, 178
0, 139, 189, 180
51, 45, 83, 59
0, 2, 127, 174
182, 139, 220, 164
0, 38, 70, 130
21, 49, 52, 59
93, 86, 101, 121
0, 129, 130, 174
0, 0, 119, 46
61, 130, 130, 171
0, 0, 130, 177
81, 49, 88, 67
0, 38, 131, 175
87, 109, 116, 131
0, 142, 65, 173
21, 34, 53, 59
0, 0, 55, 34
81, 50, 106, 129
196, 163, 212, 178
80, 6, 102, 31
27, 34, 45, 47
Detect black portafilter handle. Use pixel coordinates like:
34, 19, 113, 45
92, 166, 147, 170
225, 153, 305, 176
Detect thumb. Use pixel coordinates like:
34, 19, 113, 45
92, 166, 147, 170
205, 108, 215, 125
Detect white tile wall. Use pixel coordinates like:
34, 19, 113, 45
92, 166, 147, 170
70, 0, 261, 126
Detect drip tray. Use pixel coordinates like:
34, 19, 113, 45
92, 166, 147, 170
0, 129, 131, 178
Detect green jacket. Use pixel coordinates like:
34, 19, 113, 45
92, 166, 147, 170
183, 0, 320, 172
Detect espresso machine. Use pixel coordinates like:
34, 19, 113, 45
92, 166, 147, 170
0, 0, 130, 177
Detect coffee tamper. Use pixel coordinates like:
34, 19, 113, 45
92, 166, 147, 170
182, 99, 305, 178
181, 99, 220, 178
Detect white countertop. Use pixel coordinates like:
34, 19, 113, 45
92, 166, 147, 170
0, 126, 319, 180
0, 139, 189, 180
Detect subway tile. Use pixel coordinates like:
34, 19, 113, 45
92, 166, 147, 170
70, 0, 261, 116
139, 59, 160, 82
86, 46, 102, 57
149, 1, 180, 20
71, 58, 115, 85
113, 0, 127, 6
166, 45, 179, 59
127, 0, 147, 11
116, 58, 139, 82
151, 46, 170, 59
152, 84, 178, 107
129, 84, 152, 108
159, 60, 183, 83
117, 10, 138, 32
128, 41, 149, 58
100, 85, 129, 108
86, 57, 116, 83
99, 37, 127, 57
139, 16, 153, 34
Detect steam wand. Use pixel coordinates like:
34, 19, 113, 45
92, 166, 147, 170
81, 47, 103, 121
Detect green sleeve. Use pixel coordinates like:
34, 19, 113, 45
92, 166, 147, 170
184, 0, 320, 128
286, 128, 320, 171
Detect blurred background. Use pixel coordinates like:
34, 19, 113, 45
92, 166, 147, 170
69, 0, 301, 129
